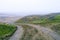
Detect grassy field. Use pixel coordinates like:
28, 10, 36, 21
0, 23, 17, 40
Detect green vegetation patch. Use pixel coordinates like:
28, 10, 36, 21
0, 23, 17, 40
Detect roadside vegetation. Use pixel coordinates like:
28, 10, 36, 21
0, 23, 17, 40
51, 24, 60, 35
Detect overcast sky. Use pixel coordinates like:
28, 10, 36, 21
0, 0, 60, 16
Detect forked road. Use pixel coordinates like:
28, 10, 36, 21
9, 24, 60, 40
9, 26, 24, 40
27, 24, 60, 40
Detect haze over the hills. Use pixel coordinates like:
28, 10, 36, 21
0, 0, 60, 16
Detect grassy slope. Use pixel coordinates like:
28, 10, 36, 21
0, 23, 17, 40
16, 13, 60, 34
32, 14, 60, 34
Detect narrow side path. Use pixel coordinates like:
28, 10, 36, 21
9, 26, 24, 40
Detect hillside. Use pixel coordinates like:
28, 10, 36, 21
16, 13, 60, 35
16, 13, 60, 23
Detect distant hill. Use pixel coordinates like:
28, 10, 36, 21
16, 15, 43, 23
16, 13, 60, 23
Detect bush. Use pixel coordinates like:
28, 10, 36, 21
0, 23, 17, 40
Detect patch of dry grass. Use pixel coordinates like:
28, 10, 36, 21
20, 25, 38, 40
20, 25, 54, 40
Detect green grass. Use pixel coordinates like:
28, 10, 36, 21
0, 23, 17, 40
